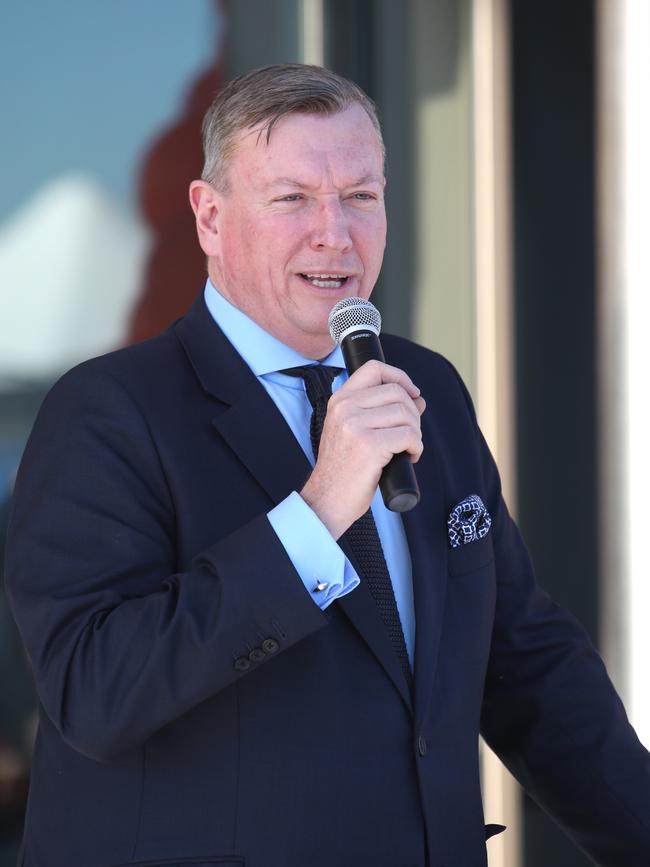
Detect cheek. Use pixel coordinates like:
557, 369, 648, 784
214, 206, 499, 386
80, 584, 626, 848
219, 218, 256, 273
375, 212, 388, 250
360, 219, 387, 267
241, 215, 287, 257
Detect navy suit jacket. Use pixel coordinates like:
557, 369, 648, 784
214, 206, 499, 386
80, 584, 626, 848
6, 294, 650, 867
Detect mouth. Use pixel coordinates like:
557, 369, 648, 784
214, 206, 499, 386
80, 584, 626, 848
298, 273, 351, 290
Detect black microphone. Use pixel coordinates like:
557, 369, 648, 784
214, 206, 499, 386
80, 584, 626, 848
328, 297, 421, 513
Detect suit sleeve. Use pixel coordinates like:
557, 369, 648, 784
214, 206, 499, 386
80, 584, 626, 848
444, 366, 650, 864
5, 364, 328, 762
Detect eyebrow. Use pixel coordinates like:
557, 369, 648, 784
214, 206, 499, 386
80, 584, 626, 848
266, 174, 384, 190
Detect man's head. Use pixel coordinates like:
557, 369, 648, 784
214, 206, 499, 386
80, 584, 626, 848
200, 63, 385, 192
190, 63, 387, 358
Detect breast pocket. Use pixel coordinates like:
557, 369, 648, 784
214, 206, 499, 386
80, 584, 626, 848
447, 534, 494, 577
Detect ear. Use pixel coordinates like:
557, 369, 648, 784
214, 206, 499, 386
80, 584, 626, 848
189, 180, 222, 257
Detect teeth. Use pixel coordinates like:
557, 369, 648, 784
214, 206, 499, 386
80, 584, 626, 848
302, 273, 349, 288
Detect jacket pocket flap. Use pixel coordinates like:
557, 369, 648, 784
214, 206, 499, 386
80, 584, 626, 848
447, 534, 494, 577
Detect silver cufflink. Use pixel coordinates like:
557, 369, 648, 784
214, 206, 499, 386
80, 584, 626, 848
314, 580, 329, 592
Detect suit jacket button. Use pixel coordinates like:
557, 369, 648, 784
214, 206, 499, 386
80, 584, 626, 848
234, 656, 251, 672
262, 638, 279, 654
418, 735, 428, 756
249, 647, 265, 663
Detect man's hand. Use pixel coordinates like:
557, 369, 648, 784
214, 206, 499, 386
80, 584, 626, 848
300, 359, 426, 539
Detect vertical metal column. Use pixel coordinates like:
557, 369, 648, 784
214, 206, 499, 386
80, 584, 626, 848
472, 1, 521, 865
300, 0, 324, 65
408, 0, 476, 389
597, 0, 650, 746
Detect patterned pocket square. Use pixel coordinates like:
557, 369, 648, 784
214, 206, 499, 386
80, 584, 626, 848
447, 494, 491, 548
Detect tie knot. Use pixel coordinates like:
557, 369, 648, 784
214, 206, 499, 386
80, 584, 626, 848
280, 365, 342, 410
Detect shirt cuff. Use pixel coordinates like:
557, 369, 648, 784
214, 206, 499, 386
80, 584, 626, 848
267, 491, 359, 609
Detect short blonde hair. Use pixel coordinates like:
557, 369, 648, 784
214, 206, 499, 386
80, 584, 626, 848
201, 63, 384, 191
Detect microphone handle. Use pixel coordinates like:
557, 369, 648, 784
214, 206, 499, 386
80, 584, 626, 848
340, 330, 420, 512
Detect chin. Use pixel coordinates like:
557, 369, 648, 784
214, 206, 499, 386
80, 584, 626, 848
293, 325, 336, 359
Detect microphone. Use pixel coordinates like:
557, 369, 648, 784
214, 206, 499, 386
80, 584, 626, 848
328, 297, 421, 513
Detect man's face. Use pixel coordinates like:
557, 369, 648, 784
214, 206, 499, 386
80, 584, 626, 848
192, 103, 387, 358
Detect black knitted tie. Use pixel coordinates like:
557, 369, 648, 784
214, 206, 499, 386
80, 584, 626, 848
281, 365, 413, 688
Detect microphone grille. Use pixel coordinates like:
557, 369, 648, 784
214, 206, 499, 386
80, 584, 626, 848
328, 297, 382, 345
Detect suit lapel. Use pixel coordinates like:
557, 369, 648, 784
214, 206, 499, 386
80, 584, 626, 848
401, 443, 449, 728
213, 380, 313, 505
382, 337, 449, 725
336, 536, 414, 714
176, 294, 313, 502
175, 295, 416, 712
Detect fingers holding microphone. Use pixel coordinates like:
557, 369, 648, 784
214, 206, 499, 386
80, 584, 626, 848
328, 297, 422, 513
330, 359, 426, 464
342, 357, 424, 403
300, 359, 425, 540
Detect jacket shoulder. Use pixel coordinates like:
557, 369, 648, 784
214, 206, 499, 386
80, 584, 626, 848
382, 332, 457, 376
44, 323, 189, 413
381, 333, 476, 421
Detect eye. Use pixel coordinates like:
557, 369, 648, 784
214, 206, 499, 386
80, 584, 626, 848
350, 192, 376, 201
276, 194, 303, 203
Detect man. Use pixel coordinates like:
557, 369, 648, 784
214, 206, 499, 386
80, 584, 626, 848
5, 64, 650, 867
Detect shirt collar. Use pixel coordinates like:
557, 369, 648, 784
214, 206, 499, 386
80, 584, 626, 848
203, 278, 345, 376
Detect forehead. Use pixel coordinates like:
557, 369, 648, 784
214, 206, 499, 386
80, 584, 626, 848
229, 104, 385, 185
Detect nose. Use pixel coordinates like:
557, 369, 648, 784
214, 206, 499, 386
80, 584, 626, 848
309, 198, 353, 253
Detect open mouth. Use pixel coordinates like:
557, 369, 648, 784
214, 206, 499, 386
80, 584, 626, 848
299, 273, 351, 289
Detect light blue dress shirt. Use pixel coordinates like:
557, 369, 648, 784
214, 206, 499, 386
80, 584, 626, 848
204, 279, 416, 665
